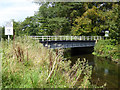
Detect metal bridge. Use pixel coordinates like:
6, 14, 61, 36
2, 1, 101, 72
31, 36, 104, 49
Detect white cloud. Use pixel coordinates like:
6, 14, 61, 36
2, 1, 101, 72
0, 0, 39, 26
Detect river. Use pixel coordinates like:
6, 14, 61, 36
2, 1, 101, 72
64, 47, 120, 88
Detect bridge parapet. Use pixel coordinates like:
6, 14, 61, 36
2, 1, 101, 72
30, 36, 104, 41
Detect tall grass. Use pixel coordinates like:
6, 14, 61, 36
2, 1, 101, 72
1, 36, 96, 88
0, 41, 2, 89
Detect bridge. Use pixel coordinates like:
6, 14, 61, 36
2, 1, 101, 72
31, 36, 104, 49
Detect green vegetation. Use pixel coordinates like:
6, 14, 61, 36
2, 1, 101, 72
0, 2, 119, 40
0, 2, 119, 88
1, 37, 100, 88
93, 39, 120, 64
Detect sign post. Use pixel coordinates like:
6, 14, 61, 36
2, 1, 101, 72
105, 31, 109, 39
5, 21, 13, 43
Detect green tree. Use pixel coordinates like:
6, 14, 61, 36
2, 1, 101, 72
0, 26, 7, 40
37, 2, 84, 35
16, 16, 43, 36
72, 2, 119, 39
14, 2, 119, 41
72, 6, 100, 36
13, 21, 22, 36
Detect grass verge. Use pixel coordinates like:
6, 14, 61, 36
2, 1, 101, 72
1, 36, 104, 88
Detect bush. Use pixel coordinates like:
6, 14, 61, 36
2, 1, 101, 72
93, 39, 120, 64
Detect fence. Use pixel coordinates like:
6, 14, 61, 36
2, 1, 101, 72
30, 36, 104, 41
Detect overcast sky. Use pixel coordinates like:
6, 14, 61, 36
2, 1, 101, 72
0, 0, 39, 26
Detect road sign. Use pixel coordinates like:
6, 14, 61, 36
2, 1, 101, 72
5, 21, 13, 35
105, 31, 109, 37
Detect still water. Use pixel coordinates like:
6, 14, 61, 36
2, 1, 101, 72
64, 47, 120, 88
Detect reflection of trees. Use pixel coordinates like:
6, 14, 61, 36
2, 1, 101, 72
94, 56, 118, 73
93, 56, 118, 88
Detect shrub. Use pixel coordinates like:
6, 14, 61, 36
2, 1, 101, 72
93, 39, 120, 64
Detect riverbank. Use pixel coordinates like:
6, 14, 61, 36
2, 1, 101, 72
93, 39, 120, 64
1, 36, 96, 88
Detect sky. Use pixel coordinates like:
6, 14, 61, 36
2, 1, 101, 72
0, 0, 40, 26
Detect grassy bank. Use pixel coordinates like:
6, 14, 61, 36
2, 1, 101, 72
1, 36, 98, 88
93, 39, 120, 64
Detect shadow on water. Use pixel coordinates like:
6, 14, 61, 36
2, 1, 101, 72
64, 47, 95, 65
64, 47, 120, 88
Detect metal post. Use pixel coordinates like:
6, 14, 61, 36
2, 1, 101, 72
42, 36, 43, 41
55, 36, 57, 41
83, 36, 85, 40
71, 36, 72, 41
8, 35, 10, 43
87, 36, 89, 40
94, 36, 95, 40
47, 36, 48, 41
80, 36, 81, 40
91, 36, 92, 40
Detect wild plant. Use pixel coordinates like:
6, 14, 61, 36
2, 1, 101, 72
2, 36, 94, 88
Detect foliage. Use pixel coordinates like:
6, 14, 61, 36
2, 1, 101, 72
0, 26, 7, 40
37, 2, 84, 35
72, 6, 96, 35
101, 3, 119, 41
1, 37, 95, 88
93, 39, 120, 64
2, 2, 118, 42
1, 2, 119, 42
13, 16, 41, 36
72, 3, 119, 38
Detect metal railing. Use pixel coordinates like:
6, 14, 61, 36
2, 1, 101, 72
30, 36, 104, 41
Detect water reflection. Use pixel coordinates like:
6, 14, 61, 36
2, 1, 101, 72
104, 69, 109, 75
92, 56, 119, 88
64, 48, 119, 88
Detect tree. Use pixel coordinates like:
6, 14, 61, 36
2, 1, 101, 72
13, 21, 22, 36
16, 16, 42, 36
14, 2, 119, 41
0, 26, 7, 40
72, 2, 119, 38
37, 2, 84, 35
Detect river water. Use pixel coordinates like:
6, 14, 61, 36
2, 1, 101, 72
64, 47, 120, 88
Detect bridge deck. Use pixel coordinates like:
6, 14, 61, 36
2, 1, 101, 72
40, 40, 96, 49
40, 40, 96, 42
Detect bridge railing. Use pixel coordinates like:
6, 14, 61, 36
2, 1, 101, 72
30, 36, 104, 41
